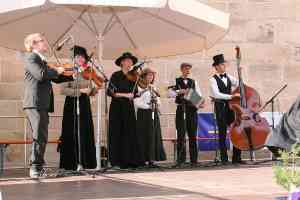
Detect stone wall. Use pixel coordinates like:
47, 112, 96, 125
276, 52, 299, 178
1, 0, 300, 167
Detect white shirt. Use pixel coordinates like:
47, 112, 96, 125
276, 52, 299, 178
33, 49, 47, 61
209, 73, 238, 100
134, 86, 161, 109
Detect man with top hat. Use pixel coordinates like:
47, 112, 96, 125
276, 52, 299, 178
107, 52, 144, 169
23, 33, 73, 178
209, 54, 243, 165
173, 62, 203, 167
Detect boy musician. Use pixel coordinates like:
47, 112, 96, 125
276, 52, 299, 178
173, 63, 203, 167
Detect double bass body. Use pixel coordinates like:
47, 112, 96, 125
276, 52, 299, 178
229, 85, 270, 151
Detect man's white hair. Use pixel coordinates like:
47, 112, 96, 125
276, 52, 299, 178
24, 33, 43, 52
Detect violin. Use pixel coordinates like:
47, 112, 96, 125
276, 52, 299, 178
48, 62, 105, 88
137, 77, 160, 97
229, 46, 270, 158
126, 65, 142, 82
47, 62, 74, 76
80, 63, 105, 88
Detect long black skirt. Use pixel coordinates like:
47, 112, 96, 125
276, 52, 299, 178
136, 109, 166, 162
58, 94, 96, 170
108, 99, 144, 168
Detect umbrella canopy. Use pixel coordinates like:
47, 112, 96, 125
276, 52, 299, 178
0, 0, 230, 59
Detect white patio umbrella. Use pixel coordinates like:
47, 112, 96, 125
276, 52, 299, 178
0, 0, 229, 59
0, 0, 230, 170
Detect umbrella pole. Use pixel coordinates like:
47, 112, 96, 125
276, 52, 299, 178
96, 34, 103, 170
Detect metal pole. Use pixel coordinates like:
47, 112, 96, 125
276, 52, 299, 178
96, 34, 104, 170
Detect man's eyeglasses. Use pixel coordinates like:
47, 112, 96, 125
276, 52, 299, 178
34, 39, 45, 44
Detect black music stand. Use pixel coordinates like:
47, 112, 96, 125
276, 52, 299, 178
258, 84, 287, 162
259, 84, 287, 129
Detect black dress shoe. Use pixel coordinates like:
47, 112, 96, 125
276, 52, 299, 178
221, 160, 229, 165
232, 160, 247, 165
190, 162, 198, 167
148, 162, 160, 168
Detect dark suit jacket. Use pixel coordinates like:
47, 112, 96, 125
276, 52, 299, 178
23, 52, 73, 112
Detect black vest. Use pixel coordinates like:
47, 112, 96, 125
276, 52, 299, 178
213, 74, 232, 95
175, 77, 195, 106
213, 74, 234, 124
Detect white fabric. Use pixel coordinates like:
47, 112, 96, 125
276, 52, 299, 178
0, 0, 46, 13
0, 0, 230, 59
134, 86, 160, 109
209, 73, 238, 100
50, 0, 167, 7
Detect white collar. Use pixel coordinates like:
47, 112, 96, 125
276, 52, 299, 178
32, 49, 47, 61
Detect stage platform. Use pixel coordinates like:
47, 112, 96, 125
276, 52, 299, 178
0, 162, 287, 200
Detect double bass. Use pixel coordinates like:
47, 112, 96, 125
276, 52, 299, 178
229, 46, 270, 159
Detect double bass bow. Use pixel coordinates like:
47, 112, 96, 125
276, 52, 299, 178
229, 46, 270, 159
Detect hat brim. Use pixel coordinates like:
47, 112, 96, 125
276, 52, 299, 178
115, 55, 138, 67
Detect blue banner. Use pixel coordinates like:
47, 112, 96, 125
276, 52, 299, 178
197, 113, 230, 151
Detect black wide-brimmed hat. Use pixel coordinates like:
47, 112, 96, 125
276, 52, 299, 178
212, 54, 226, 66
115, 52, 138, 67
70, 45, 89, 60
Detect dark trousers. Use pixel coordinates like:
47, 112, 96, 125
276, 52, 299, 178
25, 109, 49, 169
176, 105, 198, 164
215, 102, 241, 163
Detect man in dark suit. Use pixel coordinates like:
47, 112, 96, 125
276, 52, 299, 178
23, 33, 73, 178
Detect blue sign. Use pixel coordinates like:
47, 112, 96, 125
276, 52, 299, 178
197, 113, 230, 151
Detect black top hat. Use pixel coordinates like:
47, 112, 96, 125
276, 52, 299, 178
212, 54, 226, 66
115, 52, 138, 67
70, 45, 89, 60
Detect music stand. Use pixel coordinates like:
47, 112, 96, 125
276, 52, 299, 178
259, 84, 287, 129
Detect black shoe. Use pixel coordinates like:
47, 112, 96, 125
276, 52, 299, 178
148, 162, 160, 168
190, 162, 198, 167
221, 160, 229, 165
232, 160, 246, 165
173, 162, 184, 168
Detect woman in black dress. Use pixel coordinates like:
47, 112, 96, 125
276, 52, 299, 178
107, 52, 144, 169
58, 46, 97, 170
134, 68, 166, 167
